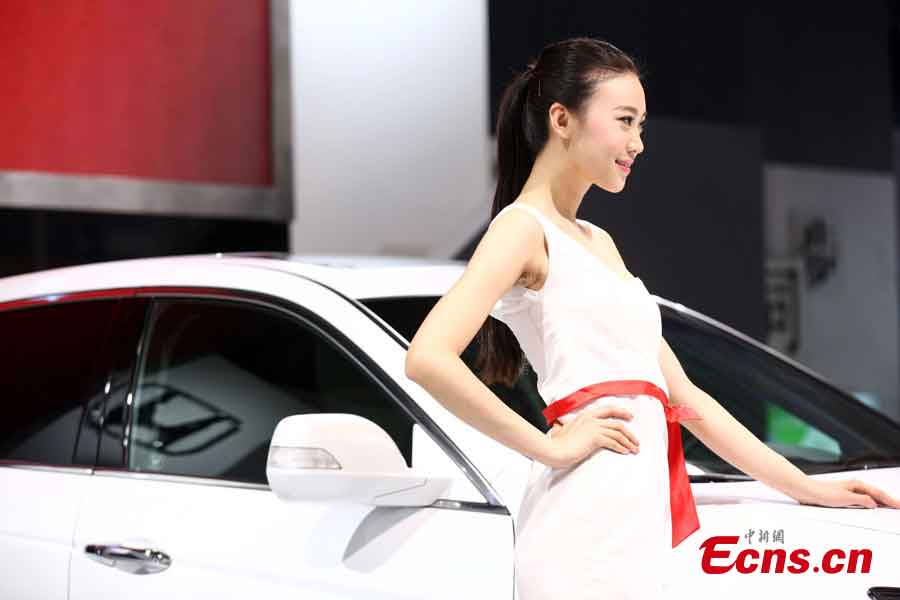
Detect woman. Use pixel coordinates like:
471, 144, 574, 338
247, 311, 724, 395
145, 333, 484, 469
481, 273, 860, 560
404, 37, 899, 598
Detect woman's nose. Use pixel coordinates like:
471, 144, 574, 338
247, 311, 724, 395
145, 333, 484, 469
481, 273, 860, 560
630, 134, 644, 156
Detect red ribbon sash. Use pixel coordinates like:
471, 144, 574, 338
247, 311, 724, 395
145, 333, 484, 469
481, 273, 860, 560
542, 379, 702, 548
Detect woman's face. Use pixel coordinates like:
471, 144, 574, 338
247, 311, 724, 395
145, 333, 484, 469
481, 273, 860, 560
569, 72, 646, 193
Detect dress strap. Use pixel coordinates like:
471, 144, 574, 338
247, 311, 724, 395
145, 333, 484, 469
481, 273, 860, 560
489, 203, 552, 232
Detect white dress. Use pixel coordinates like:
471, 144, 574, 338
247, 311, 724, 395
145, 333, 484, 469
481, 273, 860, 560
487, 203, 677, 599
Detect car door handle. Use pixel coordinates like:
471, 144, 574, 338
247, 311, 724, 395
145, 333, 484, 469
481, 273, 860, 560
85, 543, 172, 575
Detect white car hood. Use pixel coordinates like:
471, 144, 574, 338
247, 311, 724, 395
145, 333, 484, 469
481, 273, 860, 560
671, 467, 900, 599
692, 466, 900, 535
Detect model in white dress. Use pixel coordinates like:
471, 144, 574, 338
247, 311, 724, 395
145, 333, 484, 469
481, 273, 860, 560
487, 203, 692, 599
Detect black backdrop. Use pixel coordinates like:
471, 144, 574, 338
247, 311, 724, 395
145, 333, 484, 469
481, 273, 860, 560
473, 0, 896, 342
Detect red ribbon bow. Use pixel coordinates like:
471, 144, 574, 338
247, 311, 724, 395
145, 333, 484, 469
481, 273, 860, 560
542, 379, 702, 548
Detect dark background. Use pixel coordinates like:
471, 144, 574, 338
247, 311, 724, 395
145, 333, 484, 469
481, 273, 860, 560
0, 209, 287, 278
459, 0, 897, 343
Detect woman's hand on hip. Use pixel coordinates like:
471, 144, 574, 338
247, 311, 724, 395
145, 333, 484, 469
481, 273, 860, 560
541, 405, 640, 469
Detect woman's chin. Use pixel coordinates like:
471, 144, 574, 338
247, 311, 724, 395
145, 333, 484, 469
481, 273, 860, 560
595, 179, 627, 194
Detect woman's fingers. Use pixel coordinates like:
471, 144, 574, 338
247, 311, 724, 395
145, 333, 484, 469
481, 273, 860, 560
584, 420, 638, 455
846, 492, 878, 508
547, 405, 642, 463
842, 481, 877, 508
606, 428, 638, 453
613, 420, 640, 448
597, 419, 639, 449
583, 406, 639, 448
600, 435, 632, 455
852, 481, 900, 508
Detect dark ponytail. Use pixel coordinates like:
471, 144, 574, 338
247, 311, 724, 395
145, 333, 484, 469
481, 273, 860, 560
474, 37, 641, 387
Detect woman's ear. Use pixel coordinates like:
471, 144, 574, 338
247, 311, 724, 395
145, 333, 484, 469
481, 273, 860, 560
548, 102, 573, 145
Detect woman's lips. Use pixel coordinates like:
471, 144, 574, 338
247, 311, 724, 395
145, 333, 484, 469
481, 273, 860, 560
616, 161, 631, 174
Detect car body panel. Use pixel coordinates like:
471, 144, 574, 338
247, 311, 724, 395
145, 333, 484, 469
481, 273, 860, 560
69, 473, 513, 600
0, 466, 90, 600
2, 253, 899, 599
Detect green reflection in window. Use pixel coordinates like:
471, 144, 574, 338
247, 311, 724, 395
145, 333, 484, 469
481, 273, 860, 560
766, 403, 840, 457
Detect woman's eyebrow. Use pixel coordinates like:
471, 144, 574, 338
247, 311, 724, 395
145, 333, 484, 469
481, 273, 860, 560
614, 105, 648, 120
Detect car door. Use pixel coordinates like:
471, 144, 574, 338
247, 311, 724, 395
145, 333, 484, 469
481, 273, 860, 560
69, 291, 513, 600
0, 296, 121, 600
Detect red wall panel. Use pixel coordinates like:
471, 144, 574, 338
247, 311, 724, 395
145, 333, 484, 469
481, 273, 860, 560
0, 1, 271, 186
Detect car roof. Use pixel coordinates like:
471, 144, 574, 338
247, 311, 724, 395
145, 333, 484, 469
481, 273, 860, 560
0, 254, 836, 370
0, 251, 805, 357
0, 252, 467, 301
0, 252, 796, 350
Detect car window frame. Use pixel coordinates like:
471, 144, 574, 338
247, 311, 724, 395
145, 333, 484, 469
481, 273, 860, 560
124, 295, 423, 482
79, 286, 505, 512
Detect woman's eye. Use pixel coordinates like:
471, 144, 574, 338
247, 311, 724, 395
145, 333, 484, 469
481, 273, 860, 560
620, 117, 633, 125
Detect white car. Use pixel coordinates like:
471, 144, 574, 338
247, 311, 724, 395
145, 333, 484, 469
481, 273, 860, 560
1, 253, 898, 600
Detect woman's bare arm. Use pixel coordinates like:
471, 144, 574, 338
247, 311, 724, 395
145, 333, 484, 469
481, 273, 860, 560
659, 339, 900, 507
404, 209, 556, 463
657, 337, 815, 499
406, 210, 641, 468
600, 226, 899, 507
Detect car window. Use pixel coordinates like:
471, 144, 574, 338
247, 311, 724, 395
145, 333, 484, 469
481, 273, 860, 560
662, 309, 900, 474
0, 299, 117, 466
126, 299, 416, 485
364, 295, 900, 476
362, 296, 549, 433
78, 299, 150, 468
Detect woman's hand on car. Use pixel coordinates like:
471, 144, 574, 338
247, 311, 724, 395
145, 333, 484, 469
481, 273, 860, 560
540, 405, 640, 469
797, 478, 900, 509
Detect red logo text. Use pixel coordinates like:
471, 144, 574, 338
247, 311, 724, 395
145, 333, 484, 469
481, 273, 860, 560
699, 535, 872, 574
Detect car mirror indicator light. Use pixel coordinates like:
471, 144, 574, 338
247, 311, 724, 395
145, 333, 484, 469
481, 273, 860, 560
268, 445, 342, 470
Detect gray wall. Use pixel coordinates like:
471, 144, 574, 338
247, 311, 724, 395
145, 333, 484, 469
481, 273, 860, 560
288, 1, 493, 257
765, 164, 899, 421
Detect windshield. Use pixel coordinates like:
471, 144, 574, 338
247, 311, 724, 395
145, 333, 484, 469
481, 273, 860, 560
661, 308, 900, 475
362, 296, 900, 476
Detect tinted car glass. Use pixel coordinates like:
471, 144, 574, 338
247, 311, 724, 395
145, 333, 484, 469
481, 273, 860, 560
127, 299, 415, 485
363, 296, 900, 475
662, 310, 900, 474
362, 296, 549, 432
76, 299, 150, 468
0, 299, 117, 466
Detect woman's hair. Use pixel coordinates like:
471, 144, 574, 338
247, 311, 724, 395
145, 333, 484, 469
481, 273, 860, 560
474, 37, 641, 387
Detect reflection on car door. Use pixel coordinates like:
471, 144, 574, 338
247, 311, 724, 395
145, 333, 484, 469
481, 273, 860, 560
69, 295, 513, 599
0, 298, 121, 600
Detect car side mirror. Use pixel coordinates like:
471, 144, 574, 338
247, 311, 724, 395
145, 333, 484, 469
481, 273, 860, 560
266, 414, 451, 507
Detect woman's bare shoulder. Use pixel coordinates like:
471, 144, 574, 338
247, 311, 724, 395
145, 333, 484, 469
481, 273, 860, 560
490, 208, 547, 286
